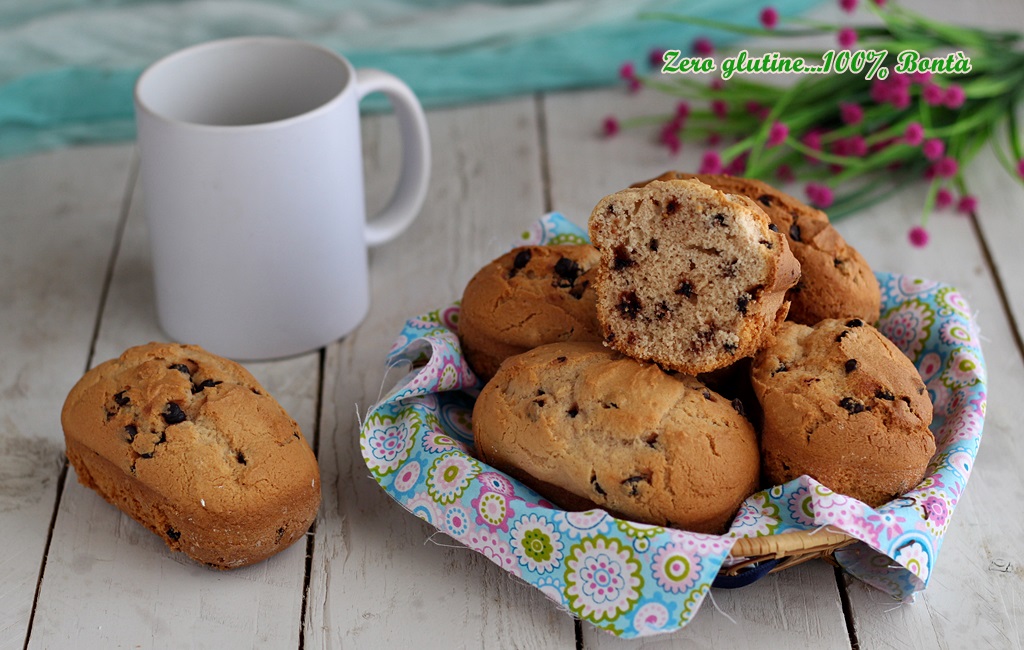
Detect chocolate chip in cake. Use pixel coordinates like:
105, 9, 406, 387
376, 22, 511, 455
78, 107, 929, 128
162, 402, 187, 425
723, 342, 738, 354
712, 213, 727, 226
773, 362, 788, 376
169, 363, 191, 376
555, 356, 567, 363
736, 293, 750, 314
846, 318, 864, 328
192, 379, 222, 394
791, 281, 804, 294
612, 246, 636, 271
731, 398, 746, 417
276, 527, 286, 542
617, 291, 642, 319
166, 527, 181, 541
875, 389, 895, 401
532, 397, 546, 407
622, 474, 650, 497
789, 223, 802, 242
834, 257, 845, 268
839, 397, 865, 414
568, 279, 589, 300
643, 432, 659, 448
554, 256, 581, 283
675, 280, 694, 298
836, 330, 850, 342
602, 401, 619, 409
123, 424, 138, 443
509, 249, 531, 278
590, 472, 607, 496
768, 223, 779, 232
760, 239, 774, 249
721, 259, 739, 278
113, 390, 130, 407
845, 359, 858, 373
236, 451, 247, 465
654, 301, 671, 320
758, 195, 773, 207
702, 389, 712, 400
567, 404, 579, 418
666, 199, 680, 215
649, 238, 659, 251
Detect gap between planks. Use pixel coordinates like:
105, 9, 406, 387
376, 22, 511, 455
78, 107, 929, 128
967, 211, 1024, 366
22, 151, 140, 650
298, 348, 327, 650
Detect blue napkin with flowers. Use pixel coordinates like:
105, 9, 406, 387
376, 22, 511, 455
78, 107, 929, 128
0, 0, 825, 158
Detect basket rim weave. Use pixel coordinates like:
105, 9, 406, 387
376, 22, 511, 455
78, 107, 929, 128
723, 528, 856, 576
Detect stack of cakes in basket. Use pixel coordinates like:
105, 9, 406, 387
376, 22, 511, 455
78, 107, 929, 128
461, 175, 935, 535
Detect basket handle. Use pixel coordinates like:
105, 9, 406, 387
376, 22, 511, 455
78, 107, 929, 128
711, 559, 780, 589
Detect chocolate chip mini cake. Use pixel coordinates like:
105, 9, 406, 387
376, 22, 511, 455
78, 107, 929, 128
588, 178, 800, 375
61, 342, 321, 569
459, 244, 602, 381
751, 319, 935, 506
473, 342, 760, 534
637, 172, 881, 326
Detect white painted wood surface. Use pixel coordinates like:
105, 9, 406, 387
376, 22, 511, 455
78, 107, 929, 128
2, 0, 1023, 646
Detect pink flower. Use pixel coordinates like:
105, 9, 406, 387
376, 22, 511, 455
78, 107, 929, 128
675, 101, 691, 120
912, 71, 933, 84
707, 132, 722, 146
693, 37, 714, 56
922, 82, 945, 106
904, 122, 925, 146
909, 226, 929, 247
649, 47, 667, 69
804, 131, 822, 151
767, 121, 789, 147
870, 79, 892, 104
838, 27, 857, 49
776, 164, 795, 182
805, 182, 835, 208
957, 194, 978, 214
663, 131, 682, 155
619, 62, 641, 93
724, 154, 748, 175
711, 99, 729, 118
840, 102, 864, 125
932, 156, 959, 178
760, 7, 779, 29
700, 151, 723, 174
839, 0, 858, 12
1018, 158, 1024, 179
710, 78, 725, 91
923, 138, 945, 160
601, 116, 620, 138
890, 73, 912, 89
889, 87, 911, 110
944, 85, 966, 109
847, 135, 868, 156
935, 188, 954, 209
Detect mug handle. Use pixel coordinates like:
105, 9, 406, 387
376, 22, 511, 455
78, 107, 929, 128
355, 69, 431, 248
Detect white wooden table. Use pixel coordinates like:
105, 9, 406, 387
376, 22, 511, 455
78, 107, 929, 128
2, 1, 1022, 647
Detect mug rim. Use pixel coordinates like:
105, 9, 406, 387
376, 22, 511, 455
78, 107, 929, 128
134, 36, 356, 131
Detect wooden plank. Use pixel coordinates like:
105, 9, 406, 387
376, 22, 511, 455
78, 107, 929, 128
305, 98, 578, 648
27, 154, 321, 649
832, 165, 1024, 649
543, 87, 853, 647
0, 145, 135, 650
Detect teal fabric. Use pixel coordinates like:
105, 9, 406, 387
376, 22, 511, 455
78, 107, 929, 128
0, 0, 825, 158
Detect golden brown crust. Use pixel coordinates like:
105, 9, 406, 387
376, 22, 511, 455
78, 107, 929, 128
61, 342, 320, 569
751, 319, 935, 506
473, 342, 760, 534
459, 244, 602, 381
637, 172, 881, 325
588, 179, 800, 374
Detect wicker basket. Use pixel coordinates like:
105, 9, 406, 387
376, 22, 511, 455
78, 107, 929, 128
720, 529, 856, 583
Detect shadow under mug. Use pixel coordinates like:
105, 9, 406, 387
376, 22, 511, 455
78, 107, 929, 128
134, 37, 430, 360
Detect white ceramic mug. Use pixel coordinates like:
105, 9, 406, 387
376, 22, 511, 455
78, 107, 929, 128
134, 37, 430, 360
